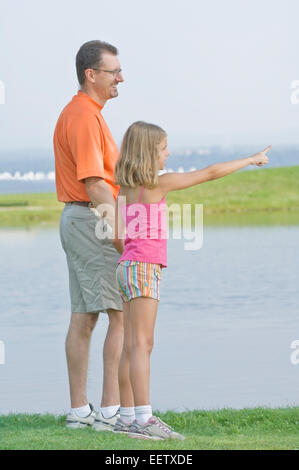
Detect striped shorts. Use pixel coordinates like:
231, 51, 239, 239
116, 260, 162, 302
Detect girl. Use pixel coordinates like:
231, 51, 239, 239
112, 121, 270, 440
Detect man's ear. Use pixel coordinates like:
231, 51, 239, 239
85, 68, 96, 84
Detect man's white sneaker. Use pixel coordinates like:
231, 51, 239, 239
92, 408, 120, 432
66, 403, 96, 429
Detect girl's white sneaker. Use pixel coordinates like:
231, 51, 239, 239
128, 416, 185, 440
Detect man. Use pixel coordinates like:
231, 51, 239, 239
53, 40, 124, 430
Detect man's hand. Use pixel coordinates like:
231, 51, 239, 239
85, 177, 116, 228
112, 238, 124, 254
85, 177, 120, 246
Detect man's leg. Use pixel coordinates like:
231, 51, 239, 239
101, 308, 124, 407
65, 312, 99, 408
92, 308, 123, 431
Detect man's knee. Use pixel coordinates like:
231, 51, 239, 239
69, 312, 99, 336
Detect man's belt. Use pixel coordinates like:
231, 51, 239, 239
66, 201, 94, 208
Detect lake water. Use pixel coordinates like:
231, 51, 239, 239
0, 225, 298, 415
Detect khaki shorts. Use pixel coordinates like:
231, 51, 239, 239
59, 203, 122, 314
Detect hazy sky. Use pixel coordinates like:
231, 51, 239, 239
0, 0, 298, 152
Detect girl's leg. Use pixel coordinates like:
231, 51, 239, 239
118, 301, 134, 407
129, 297, 159, 406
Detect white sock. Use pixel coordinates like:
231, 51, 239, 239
71, 404, 91, 418
135, 405, 153, 425
120, 407, 135, 425
100, 404, 120, 419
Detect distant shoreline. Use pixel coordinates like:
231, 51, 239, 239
0, 166, 299, 227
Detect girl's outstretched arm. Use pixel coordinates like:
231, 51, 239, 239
159, 145, 271, 193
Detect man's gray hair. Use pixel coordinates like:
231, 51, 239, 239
76, 40, 118, 86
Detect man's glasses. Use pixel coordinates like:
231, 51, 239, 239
92, 68, 122, 78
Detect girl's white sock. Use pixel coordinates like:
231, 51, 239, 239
100, 404, 120, 419
120, 407, 135, 425
71, 404, 91, 418
135, 405, 153, 425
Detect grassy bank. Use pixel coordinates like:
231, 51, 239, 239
0, 407, 299, 450
167, 165, 299, 212
0, 166, 299, 227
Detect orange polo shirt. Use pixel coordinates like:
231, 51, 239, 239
53, 90, 120, 202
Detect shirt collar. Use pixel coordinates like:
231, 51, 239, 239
76, 90, 104, 111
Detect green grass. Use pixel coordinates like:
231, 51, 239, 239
1, 408, 299, 450
0, 201, 28, 207
0, 192, 63, 227
0, 166, 299, 227
166, 165, 299, 213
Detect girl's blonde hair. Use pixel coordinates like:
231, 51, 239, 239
115, 121, 167, 188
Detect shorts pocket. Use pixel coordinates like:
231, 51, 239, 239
153, 265, 162, 280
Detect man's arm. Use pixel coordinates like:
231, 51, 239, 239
85, 177, 124, 254
84, 176, 115, 209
